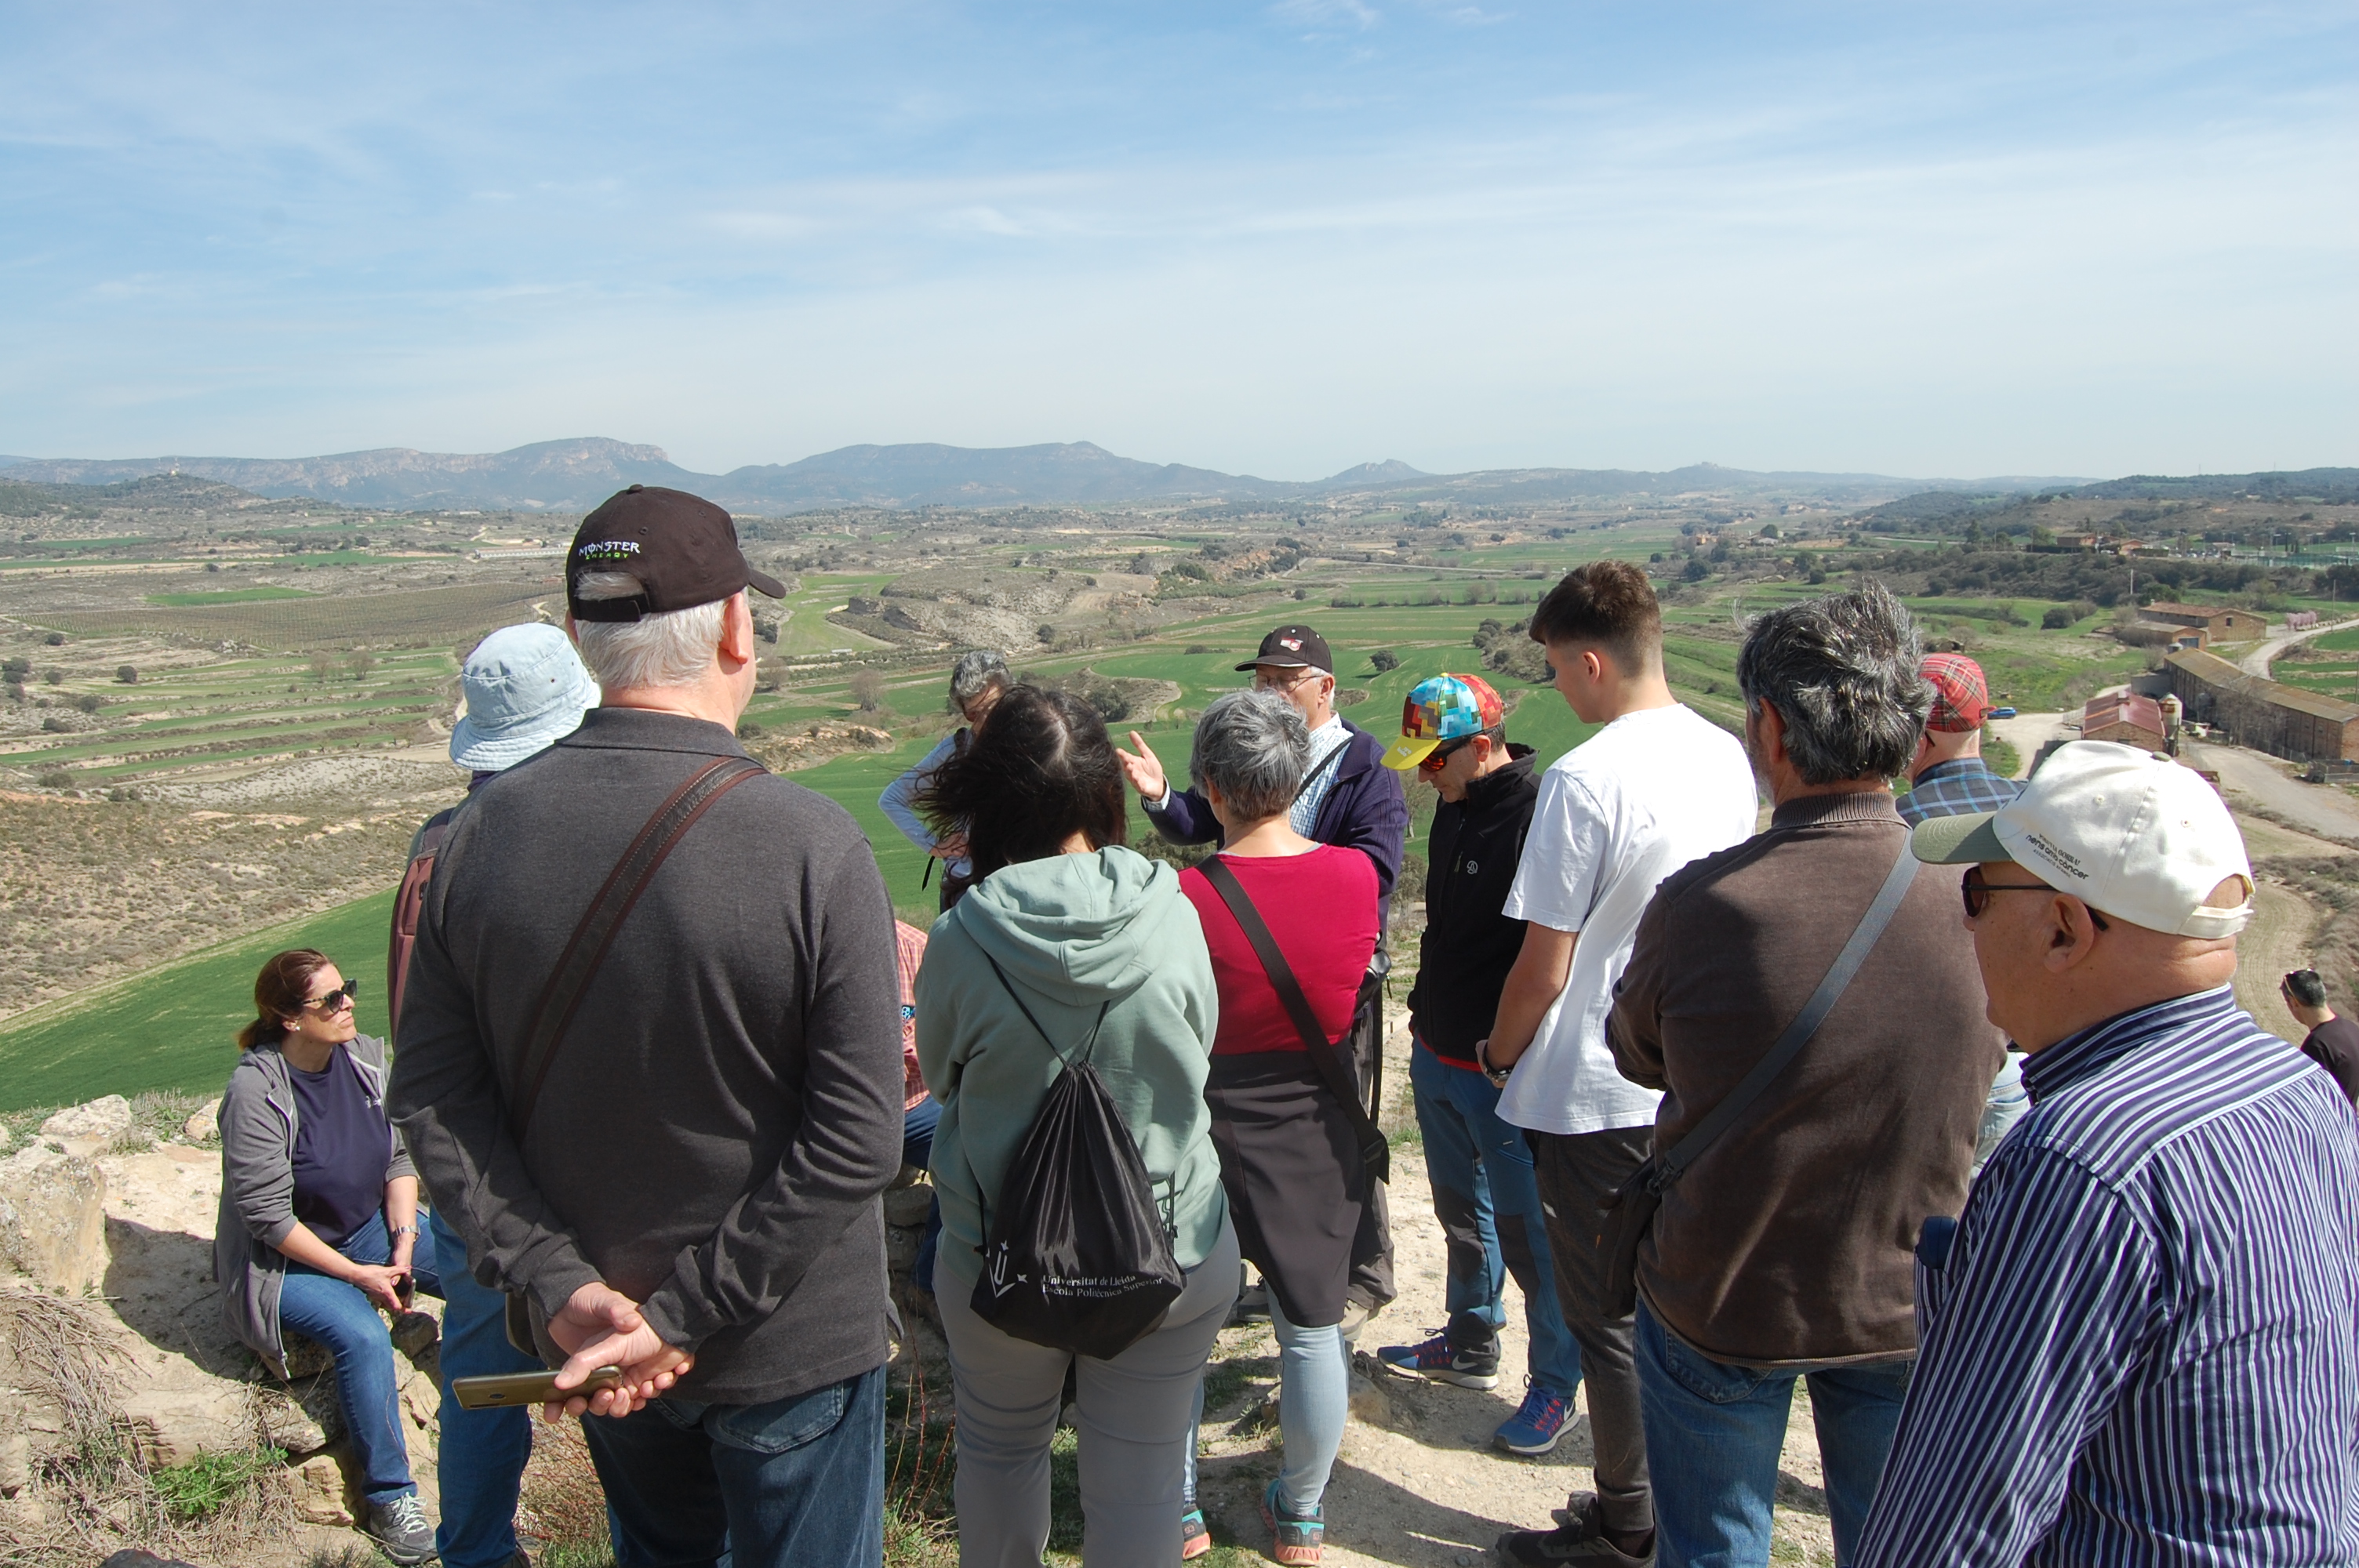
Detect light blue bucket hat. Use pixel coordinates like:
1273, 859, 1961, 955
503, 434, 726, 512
449, 623, 599, 771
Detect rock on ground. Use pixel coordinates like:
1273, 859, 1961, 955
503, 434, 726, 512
0, 1142, 110, 1290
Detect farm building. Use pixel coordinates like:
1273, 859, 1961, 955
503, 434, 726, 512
2166, 648, 2359, 763
2140, 602, 2268, 647
2082, 693, 2167, 752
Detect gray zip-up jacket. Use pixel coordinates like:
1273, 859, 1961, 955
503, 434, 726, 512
213, 1034, 414, 1376
387, 707, 905, 1406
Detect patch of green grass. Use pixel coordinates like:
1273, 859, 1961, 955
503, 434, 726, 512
149, 1445, 283, 1519
0, 889, 395, 1111
1984, 734, 2023, 779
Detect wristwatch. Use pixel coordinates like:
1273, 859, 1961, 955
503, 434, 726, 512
388, 1224, 418, 1240
1474, 1038, 1512, 1088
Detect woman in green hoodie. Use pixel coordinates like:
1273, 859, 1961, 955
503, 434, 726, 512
914, 683, 1238, 1568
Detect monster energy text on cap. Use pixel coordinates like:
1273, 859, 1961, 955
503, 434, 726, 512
1234, 624, 1334, 673
565, 485, 787, 623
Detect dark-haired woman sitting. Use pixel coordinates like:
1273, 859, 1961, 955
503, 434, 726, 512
914, 682, 1238, 1567
214, 949, 444, 1566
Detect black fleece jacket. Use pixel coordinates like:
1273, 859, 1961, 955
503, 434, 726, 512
1406, 746, 1539, 1065
387, 706, 904, 1406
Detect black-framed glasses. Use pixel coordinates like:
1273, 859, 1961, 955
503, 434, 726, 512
1960, 866, 2107, 930
305, 978, 361, 1013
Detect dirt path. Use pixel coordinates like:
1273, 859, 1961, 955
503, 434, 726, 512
2184, 740, 2359, 842
1182, 1018, 1841, 1567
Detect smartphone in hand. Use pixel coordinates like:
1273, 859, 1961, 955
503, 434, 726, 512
451, 1366, 625, 1410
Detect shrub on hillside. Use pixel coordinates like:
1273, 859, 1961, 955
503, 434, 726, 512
114, 665, 138, 684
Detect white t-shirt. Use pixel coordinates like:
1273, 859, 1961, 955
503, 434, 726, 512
1496, 703, 1759, 1135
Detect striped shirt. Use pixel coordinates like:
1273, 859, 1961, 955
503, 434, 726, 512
1290, 715, 1353, 838
1895, 757, 2021, 826
1857, 986, 2359, 1566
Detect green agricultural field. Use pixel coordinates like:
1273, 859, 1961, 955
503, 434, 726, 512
2, 649, 458, 784
27, 580, 553, 649
0, 889, 398, 1112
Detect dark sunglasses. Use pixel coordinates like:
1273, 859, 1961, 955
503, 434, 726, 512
1419, 736, 1477, 773
305, 978, 362, 1013
1960, 866, 2107, 930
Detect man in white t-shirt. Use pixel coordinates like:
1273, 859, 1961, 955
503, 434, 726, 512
1478, 561, 1757, 1568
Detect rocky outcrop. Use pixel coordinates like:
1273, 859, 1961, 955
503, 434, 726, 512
0, 1098, 443, 1533
0, 1143, 109, 1290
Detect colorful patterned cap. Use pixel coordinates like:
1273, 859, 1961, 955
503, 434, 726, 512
1383, 673, 1507, 770
1921, 653, 1990, 733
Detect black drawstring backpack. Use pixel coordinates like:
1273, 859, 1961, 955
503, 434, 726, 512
970, 954, 1185, 1359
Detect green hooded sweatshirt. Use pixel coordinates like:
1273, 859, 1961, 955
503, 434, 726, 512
915, 844, 1227, 1293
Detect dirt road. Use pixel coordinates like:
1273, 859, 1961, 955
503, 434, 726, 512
2237, 615, 2359, 677
2183, 740, 2359, 842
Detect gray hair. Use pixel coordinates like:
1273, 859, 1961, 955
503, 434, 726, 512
949, 650, 1011, 710
571, 572, 729, 691
1736, 582, 1928, 784
1190, 689, 1310, 821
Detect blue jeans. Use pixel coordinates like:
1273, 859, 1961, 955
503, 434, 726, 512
1634, 1303, 1911, 1567
1410, 1044, 1583, 1398
429, 1209, 540, 1567
277, 1212, 445, 1506
903, 1098, 943, 1294
579, 1363, 888, 1568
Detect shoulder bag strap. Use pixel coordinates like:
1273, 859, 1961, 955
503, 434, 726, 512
1292, 736, 1350, 804
1649, 837, 1919, 1191
1198, 855, 1390, 1182
507, 754, 767, 1141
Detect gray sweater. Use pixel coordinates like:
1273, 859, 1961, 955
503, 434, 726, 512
387, 706, 905, 1406
215, 1034, 413, 1375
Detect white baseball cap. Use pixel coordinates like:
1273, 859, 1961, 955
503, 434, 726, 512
1910, 740, 2252, 938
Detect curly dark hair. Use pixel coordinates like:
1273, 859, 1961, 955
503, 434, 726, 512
918, 682, 1129, 877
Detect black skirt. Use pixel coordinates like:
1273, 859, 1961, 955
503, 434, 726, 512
1205, 1050, 1373, 1330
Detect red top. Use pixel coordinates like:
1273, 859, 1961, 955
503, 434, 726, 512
1182, 847, 1382, 1056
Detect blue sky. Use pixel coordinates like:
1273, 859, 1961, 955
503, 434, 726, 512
2, 3, 2353, 480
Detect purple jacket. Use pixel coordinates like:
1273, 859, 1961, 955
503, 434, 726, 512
1147, 717, 1409, 905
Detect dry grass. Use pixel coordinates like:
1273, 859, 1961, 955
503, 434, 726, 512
29, 581, 554, 651
0, 1289, 296, 1566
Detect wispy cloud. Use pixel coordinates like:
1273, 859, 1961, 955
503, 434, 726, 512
0, 3, 2350, 477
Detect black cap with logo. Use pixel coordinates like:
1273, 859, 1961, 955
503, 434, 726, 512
1235, 624, 1334, 673
565, 485, 787, 623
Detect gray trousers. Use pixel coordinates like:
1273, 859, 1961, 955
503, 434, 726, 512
1530, 1125, 1656, 1538
938, 1217, 1241, 1568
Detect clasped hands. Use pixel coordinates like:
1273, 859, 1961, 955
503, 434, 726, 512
541, 1281, 696, 1422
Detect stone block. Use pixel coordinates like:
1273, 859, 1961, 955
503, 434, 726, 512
40, 1094, 133, 1145
1347, 1370, 1394, 1428
0, 1144, 108, 1290
182, 1099, 220, 1143
884, 1182, 936, 1229
293, 1448, 358, 1526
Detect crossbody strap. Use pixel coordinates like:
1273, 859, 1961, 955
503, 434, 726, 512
1650, 837, 1919, 1191
1198, 855, 1390, 1182
1292, 738, 1350, 804
507, 755, 766, 1140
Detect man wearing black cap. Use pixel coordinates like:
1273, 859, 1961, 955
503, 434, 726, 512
389, 486, 906, 1568
1117, 622, 1410, 1327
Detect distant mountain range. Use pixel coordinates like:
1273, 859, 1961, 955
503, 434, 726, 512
0, 437, 2096, 514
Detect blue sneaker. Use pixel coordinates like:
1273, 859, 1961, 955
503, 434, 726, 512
1494, 1379, 1574, 1456
1377, 1322, 1502, 1390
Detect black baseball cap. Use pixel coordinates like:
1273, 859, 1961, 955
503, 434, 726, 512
565, 485, 786, 623
1235, 624, 1333, 673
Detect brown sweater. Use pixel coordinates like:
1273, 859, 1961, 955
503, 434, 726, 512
1608, 790, 2001, 1367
